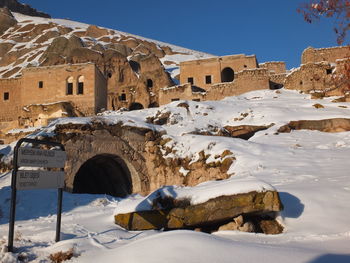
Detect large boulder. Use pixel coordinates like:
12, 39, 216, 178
40, 35, 84, 64
0, 7, 17, 35
115, 190, 283, 232
278, 118, 350, 133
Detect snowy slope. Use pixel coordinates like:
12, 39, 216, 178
0, 89, 350, 262
0, 12, 213, 79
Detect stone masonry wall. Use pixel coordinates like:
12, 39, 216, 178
180, 54, 258, 89
21, 63, 102, 116
302, 46, 350, 64
0, 77, 21, 122
259, 62, 286, 74
284, 62, 334, 94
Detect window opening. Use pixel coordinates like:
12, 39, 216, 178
205, 75, 212, 84
120, 93, 126, 101
3, 92, 9, 101
67, 77, 73, 95
187, 77, 194, 85
147, 79, 153, 88
38, 81, 43, 88
221, 67, 234, 82
77, 76, 84, 95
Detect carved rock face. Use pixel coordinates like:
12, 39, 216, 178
0, 7, 17, 35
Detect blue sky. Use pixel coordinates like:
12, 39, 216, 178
23, 0, 340, 69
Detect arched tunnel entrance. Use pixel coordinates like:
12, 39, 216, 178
73, 154, 132, 197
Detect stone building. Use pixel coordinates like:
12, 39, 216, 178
159, 54, 286, 104
0, 62, 107, 132
285, 46, 350, 96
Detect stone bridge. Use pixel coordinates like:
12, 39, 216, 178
52, 121, 233, 197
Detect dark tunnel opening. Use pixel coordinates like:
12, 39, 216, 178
73, 154, 132, 198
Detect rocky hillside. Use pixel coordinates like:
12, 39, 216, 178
0, 6, 212, 81
0, 0, 50, 18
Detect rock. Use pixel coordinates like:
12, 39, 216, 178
0, 7, 17, 35
86, 25, 109, 38
105, 43, 132, 57
223, 124, 274, 140
218, 221, 239, 231
0, 0, 50, 18
0, 42, 15, 58
313, 103, 324, 109
114, 190, 283, 231
234, 215, 244, 226
278, 118, 350, 133
258, 219, 284, 235
40, 35, 84, 63
68, 47, 103, 64
238, 221, 255, 232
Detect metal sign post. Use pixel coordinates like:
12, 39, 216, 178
8, 138, 66, 252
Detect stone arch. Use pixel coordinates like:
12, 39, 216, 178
73, 154, 132, 197
129, 102, 144, 111
63, 130, 149, 195
221, 67, 234, 82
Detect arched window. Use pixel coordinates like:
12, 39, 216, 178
77, 76, 84, 95
221, 67, 234, 82
66, 76, 74, 95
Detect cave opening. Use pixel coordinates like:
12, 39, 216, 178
73, 154, 132, 198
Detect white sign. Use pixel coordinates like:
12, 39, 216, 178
18, 148, 66, 168
16, 170, 65, 190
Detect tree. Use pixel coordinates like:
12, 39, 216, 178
298, 0, 350, 45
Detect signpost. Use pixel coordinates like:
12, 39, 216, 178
8, 138, 66, 253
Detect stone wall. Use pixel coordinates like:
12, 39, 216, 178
269, 73, 287, 89
0, 77, 22, 130
159, 69, 270, 104
159, 83, 197, 105
21, 63, 106, 116
180, 54, 258, 89
259, 62, 286, 74
284, 62, 335, 94
206, 69, 270, 101
302, 46, 350, 64
51, 122, 235, 196
0, 63, 107, 131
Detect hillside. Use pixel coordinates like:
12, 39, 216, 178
0, 9, 212, 80
0, 88, 350, 262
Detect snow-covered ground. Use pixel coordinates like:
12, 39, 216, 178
0, 89, 350, 262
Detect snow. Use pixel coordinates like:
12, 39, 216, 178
0, 89, 350, 262
0, 12, 214, 79
114, 175, 275, 214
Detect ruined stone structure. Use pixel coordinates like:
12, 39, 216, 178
285, 46, 350, 96
159, 55, 286, 104
52, 122, 235, 196
0, 63, 107, 132
301, 46, 350, 64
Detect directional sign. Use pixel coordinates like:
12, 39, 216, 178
16, 170, 64, 190
18, 148, 66, 168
